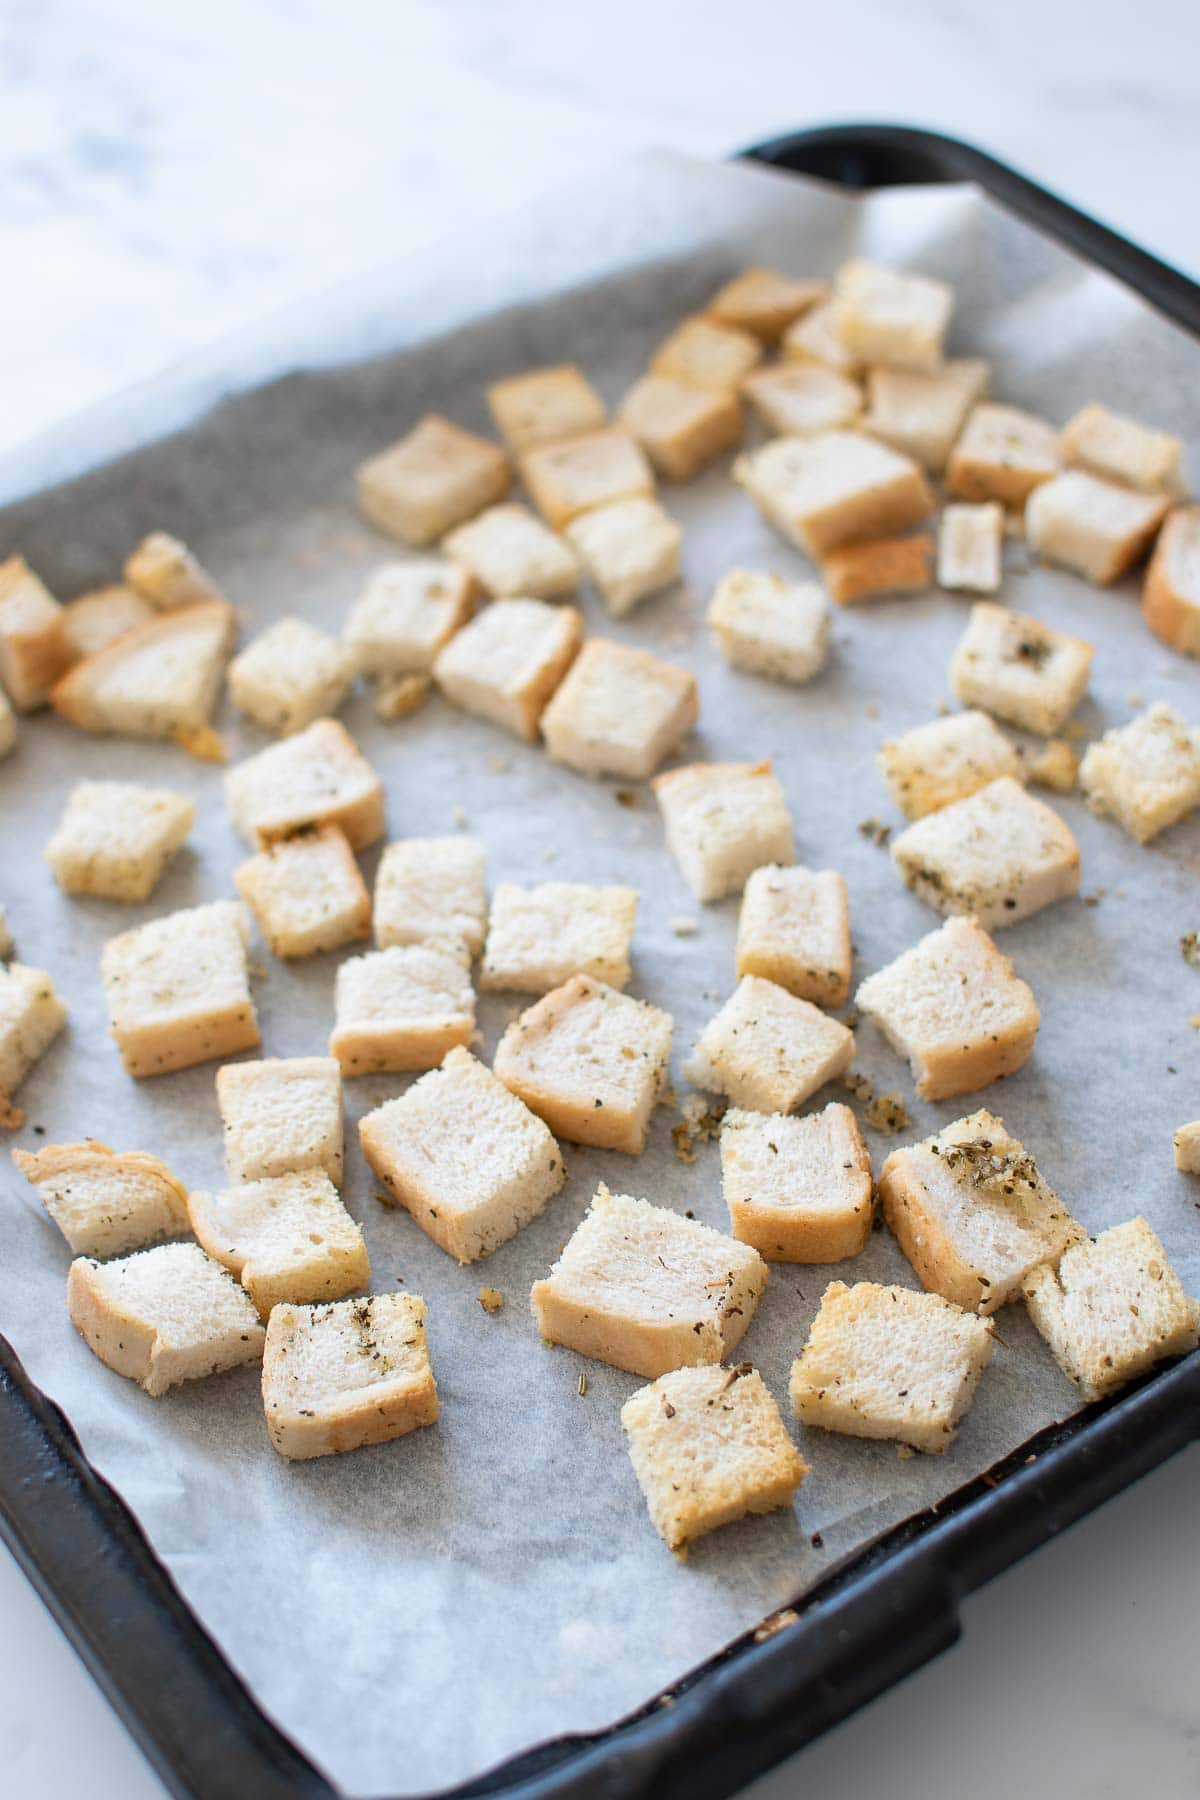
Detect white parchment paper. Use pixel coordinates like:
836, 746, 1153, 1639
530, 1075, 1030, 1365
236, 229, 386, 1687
1, 152, 1199, 1797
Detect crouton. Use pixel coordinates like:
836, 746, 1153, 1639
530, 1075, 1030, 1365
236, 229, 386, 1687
434, 596, 582, 742
188, 1169, 369, 1318
878, 710, 1023, 821
651, 315, 762, 390
486, 364, 607, 452
343, 560, 477, 674
821, 532, 933, 605
225, 717, 385, 850
1026, 470, 1169, 585
218, 1055, 343, 1187
227, 617, 356, 735
443, 502, 580, 600
357, 414, 510, 546
541, 637, 697, 780
735, 864, 850, 1006
946, 403, 1060, 507
707, 267, 828, 342
949, 601, 1093, 735
733, 430, 934, 558
124, 532, 224, 609
653, 760, 793, 903
864, 359, 989, 472
50, 600, 235, 739
891, 776, 1080, 928
782, 300, 859, 374
0, 688, 14, 758
707, 571, 830, 685
1142, 506, 1200, 659
262, 1292, 437, 1460
481, 881, 638, 993
564, 497, 682, 617
1079, 702, 1200, 843
1060, 402, 1185, 495
62, 585, 154, 658
101, 900, 258, 1079
686, 976, 855, 1114
45, 780, 195, 902
1174, 1123, 1200, 1173
0, 557, 74, 711
519, 428, 655, 529
741, 362, 862, 437
1027, 739, 1079, 793
359, 1046, 565, 1262
937, 502, 1004, 594
834, 260, 954, 372
374, 836, 487, 953
721, 1102, 872, 1261
12, 1141, 190, 1258
618, 374, 742, 481
330, 940, 474, 1075
0, 962, 67, 1110
235, 824, 371, 958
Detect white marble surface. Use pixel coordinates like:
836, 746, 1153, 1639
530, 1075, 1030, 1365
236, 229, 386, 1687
2, 2, 1199, 1795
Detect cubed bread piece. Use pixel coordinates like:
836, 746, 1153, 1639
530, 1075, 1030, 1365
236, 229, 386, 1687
0, 962, 67, 1107
1079, 702, 1200, 843
1027, 739, 1079, 793
1142, 505, 1200, 659
188, 1170, 369, 1318
949, 601, 1093, 736
481, 881, 638, 993
653, 760, 794, 903
235, 824, 371, 958
708, 571, 830, 685
741, 363, 861, 437
878, 1109, 1083, 1313
519, 428, 655, 529
343, 560, 477, 674
1174, 1123, 1200, 1173
564, 497, 682, 617
541, 637, 697, 780
782, 300, 859, 374
879, 710, 1023, 821
735, 865, 850, 1006
733, 431, 934, 558
864, 359, 989, 472
946, 403, 1060, 508
434, 597, 582, 742
531, 1184, 768, 1377
493, 975, 672, 1154
359, 1046, 565, 1262
12, 1141, 190, 1258
225, 717, 385, 850
0, 558, 74, 711
721, 1103, 872, 1261
442, 502, 580, 600
218, 1056, 343, 1186
790, 1279, 994, 1452
45, 779, 195, 902
102, 900, 259, 1078
833, 260, 954, 373
0, 688, 14, 758
1060, 402, 1185, 495
227, 617, 356, 735
374, 836, 487, 952
124, 532, 225, 609
651, 315, 762, 390
330, 941, 474, 1075
67, 1242, 265, 1395
50, 600, 235, 739
357, 415, 510, 546
262, 1292, 438, 1460
62, 585, 154, 658
618, 374, 742, 481
855, 915, 1039, 1102
821, 532, 933, 605
486, 364, 607, 452
707, 266, 828, 342
1023, 1219, 1199, 1401
938, 502, 1004, 594
685, 976, 855, 1114
1026, 470, 1169, 585
892, 776, 1080, 928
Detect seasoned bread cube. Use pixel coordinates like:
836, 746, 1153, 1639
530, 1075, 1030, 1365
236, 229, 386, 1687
878, 1109, 1083, 1313
0, 688, 14, 758
357, 415, 510, 546
359, 1046, 565, 1262
1173, 1123, 1200, 1174
833, 260, 953, 373
218, 1055, 343, 1186
708, 571, 830, 685
686, 976, 855, 1114
434, 596, 582, 742
124, 532, 224, 609
102, 900, 259, 1078
12, 1141, 189, 1258
531, 1183, 768, 1377
564, 497, 682, 617
45, 779, 195, 902
733, 430, 934, 558
1027, 739, 1079, 793
946, 403, 1060, 507
618, 374, 742, 481
1023, 1219, 1199, 1401
188, 1170, 369, 1318
855, 915, 1039, 1101
1079, 702, 1200, 843
0, 558, 74, 711
374, 835, 487, 953
481, 881, 638, 993
486, 364, 606, 452
735, 864, 850, 1006
892, 776, 1080, 928
235, 823, 371, 958
741, 362, 861, 437
653, 760, 793, 903
1026, 470, 1168, 585
62, 585, 154, 658
790, 1279, 994, 1452
343, 560, 477, 674
227, 617, 356, 735
879, 710, 1022, 821
541, 637, 697, 780
949, 601, 1093, 736
821, 532, 933, 605
262, 1292, 438, 1460
782, 300, 859, 374
721, 1102, 872, 1262
519, 427, 655, 529
493, 975, 672, 1154
226, 717, 385, 850
1142, 505, 1200, 658
1060, 402, 1185, 495
442, 502, 580, 600
707, 266, 827, 342
864, 359, 989, 472
651, 314, 762, 390
50, 600, 235, 739
67, 1242, 265, 1395
937, 501, 1004, 594
0, 962, 67, 1108
331, 941, 474, 1075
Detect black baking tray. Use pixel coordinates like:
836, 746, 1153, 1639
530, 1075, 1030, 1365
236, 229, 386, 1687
3, 123, 1199, 1800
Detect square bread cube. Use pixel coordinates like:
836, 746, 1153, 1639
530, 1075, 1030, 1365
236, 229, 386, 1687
618, 374, 742, 481
1026, 470, 1169, 586
343, 560, 477, 674
486, 364, 607, 452
330, 941, 474, 1075
864, 359, 989, 472
733, 431, 934, 559
707, 266, 828, 342
879, 1109, 1083, 1313
62, 585, 154, 658
1142, 505, 1200, 659
50, 600, 235, 740
226, 718, 385, 850
67, 1242, 265, 1396
0, 962, 67, 1109
188, 1169, 369, 1319
217, 1055, 343, 1186
564, 498, 682, 618
12, 1141, 190, 1258
821, 532, 933, 606
782, 300, 859, 374
949, 601, 1093, 736
262, 1292, 438, 1460
124, 532, 225, 609
227, 617, 356, 735
653, 760, 794, 903
235, 823, 371, 959
878, 710, 1023, 821
735, 864, 850, 1006
891, 776, 1080, 928
102, 900, 259, 1078
1023, 1218, 1199, 1402
938, 502, 1004, 594
359, 1046, 565, 1262
481, 881, 638, 993
357, 414, 510, 546
741, 363, 861, 438
1079, 702, 1200, 843
708, 571, 830, 685
790, 1280, 994, 1452
541, 637, 697, 780
651, 314, 762, 390
1060, 402, 1185, 495
946, 403, 1060, 508
685, 976, 855, 1114
855, 915, 1039, 1102
493, 975, 672, 1154
519, 428, 655, 529
0, 688, 14, 758
720, 1102, 872, 1262
374, 835, 487, 952
443, 502, 580, 600
0, 557, 74, 711
530, 1184, 768, 1377
1175, 1123, 1200, 1173
434, 597, 582, 742
622, 1363, 807, 1552
45, 779, 195, 902
833, 261, 954, 373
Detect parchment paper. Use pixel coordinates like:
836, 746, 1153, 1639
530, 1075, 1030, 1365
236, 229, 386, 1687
1, 152, 1198, 1798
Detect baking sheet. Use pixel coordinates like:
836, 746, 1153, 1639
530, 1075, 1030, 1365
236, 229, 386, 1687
1, 150, 1199, 1798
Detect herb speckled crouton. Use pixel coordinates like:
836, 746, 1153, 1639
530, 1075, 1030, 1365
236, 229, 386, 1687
708, 571, 830, 685
1059, 402, 1185, 495
618, 373, 742, 481
542, 637, 697, 780
1079, 702, 1200, 843
330, 941, 474, 1075
434, 597, 582, 742
343, 560, 477, 674
443, 502, 580, 600
949, 602, 1093, 737
45, 779, 195, 902
217, 1056, 343, 1186
686, 975, 855, 1114
357, 415, 509, 546
832, 260, 954, 373
486, 364, 606, 452
12, 1141, 190, 1258
946, 403, 1060, 508
373, 836, 487, 952
235, 824, 371, 959
262, 1293, 438, 1460
720, 1102, 872, 1261
878, 710, 1022, 821
891, 776, 1080, 929
565, 497, 682, 617
51, 600, 235, 739
863, 359, 989, 472
653, 760, 794, 903
225, 718, 385, 850
101, 900, 259, 1078
733, 430, 933, 559
227, 617, 356, 735
735, 864, 850, 1006
481, 881, 638, 994
519, 428, 654, 529
1026, 469, 1168, 585
188, 1169, 369, 1318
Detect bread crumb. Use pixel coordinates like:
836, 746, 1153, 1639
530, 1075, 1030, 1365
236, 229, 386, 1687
614, 788, 639, 809
857, 817, 891, 847
487, 752, 512, 773
670, 916, 698, 937
478, 1287, 504, 1314
577, 1372, 588, 1397
1127, 690, 1144, 708
753, 1609, 799, 1643
376, 672, 430, 721
176, 725, 228, 763
1181, 932, 1200, 970
450, 804, 468, 830
866, 1091, 911, 1134
842, 1071, 875, 1105
896, 1443, 915, 1459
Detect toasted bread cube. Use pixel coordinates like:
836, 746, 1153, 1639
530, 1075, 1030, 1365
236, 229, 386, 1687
486, 364, 607, 452
541, 637, 697, 780
1023, 1219, 1199, 1401
520, 427, 655, 529
878, 1109, 1083, 1313
1079, 702, 1200, 843
225, 718, 385, 850
790, 1280, 994, 1452
721, 1103, 872, 1262
218, 1056, 343, 1186
67, 1242, 265, 1395
1060, 402, 1185, 495
493, 975, 672, 1154
359, 1046, 565, 1262
833, 260, 954, 373
938, 502, 1004, 594
330, 941, 474, 1075
946, 403, 1060, 508
0, 688, 14, 758
188, 1170, 369, 1318
357, 415, 509, 546
434, 597, 582, 742
343, 560, 477, 674
235, 824, 370, 959
124, 532, 224, 609
102, 900, 259, 1079
949, 601, 1093, 736
1142, 505, 1200, 659
741, 362, 861, 437
227, 617, 355, 735
62, 585, 154, 658
734, 431, 933, 559
686, 976, 854, 1114
50, 600, 235, 739
0, 962, 67, 1105
735, 865, 850, 1006
1026, 469, 1169, 585
481, 882, 638, 993
864, 359, 989, 472
892, 776, 1080, 928
0, 558, 74, 711
618, 374, 742, 481
653, 760, 794, 903
12, 1141, 189, 1258
855, 915, 1039, 1102
708, 571, 830, 685
707, 266, 828, 342
821, 532, 933, 605
879, 710, 1022, 821
262, 1292, 437, 1460
374, 836, 486, 953
45, 780, 195, 902
782, 300, 859, 374
443, 502, 580, 600
1027, 739, 1079, 793
1173, 1123, 1200, 1173
531, 1184, 768, 1377
651, 315, 762, 391
564, 497, 682, 617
